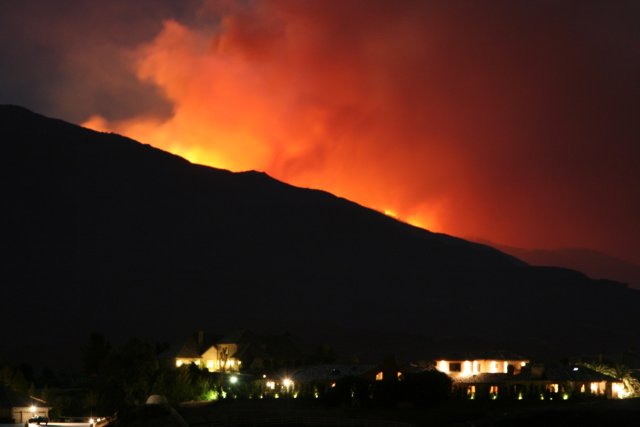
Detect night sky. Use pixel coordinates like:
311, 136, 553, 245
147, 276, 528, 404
1, 0, 638, 264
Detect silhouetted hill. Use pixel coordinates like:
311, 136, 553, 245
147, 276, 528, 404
2, 105, 640, 368
479, 242, 640, 290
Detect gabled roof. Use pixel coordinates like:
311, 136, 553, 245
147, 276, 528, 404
175, 332, 223, 358
0, 385, 49, 409
435, 350, 529, 361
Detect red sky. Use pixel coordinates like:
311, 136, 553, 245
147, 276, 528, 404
1, 0, 639, 263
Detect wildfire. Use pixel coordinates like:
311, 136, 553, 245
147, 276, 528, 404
82, 10, 443, 233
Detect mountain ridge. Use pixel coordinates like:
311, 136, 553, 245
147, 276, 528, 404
2, 105, 639, 368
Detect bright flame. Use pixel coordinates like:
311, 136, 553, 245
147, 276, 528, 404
81, 12, 445, 234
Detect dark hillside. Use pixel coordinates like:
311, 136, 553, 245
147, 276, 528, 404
2, 105, 639, 367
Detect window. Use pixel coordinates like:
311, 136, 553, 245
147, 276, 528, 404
467, 385, 476, 399
449, 362, 462, 372
376, 371, 383, 381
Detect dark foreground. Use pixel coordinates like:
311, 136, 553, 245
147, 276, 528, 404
119, 398, 640, 427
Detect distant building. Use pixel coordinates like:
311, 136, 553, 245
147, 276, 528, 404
444, 361, 627, 400
0, 385, 51, 424
174, 330, 303, 373
435, 351, 530, 379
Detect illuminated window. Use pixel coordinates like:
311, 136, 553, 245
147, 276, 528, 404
462, 361, 472, 376
467, 385, 476, 399
437, 360, 448, 373
176, 360, 183, 367
590, 382, 599, 394
489, 361, 498, 373
397, 371, 403, 380
489, 385, 499, 395
207, 360, 214, 369
546, 384, 559, 393
473, 360, 479, 374
376, 371, 383, 381
580, 384, 586, 393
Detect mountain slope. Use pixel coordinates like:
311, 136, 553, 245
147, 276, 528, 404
2, 105, 639, 367
483, 243, 640, 290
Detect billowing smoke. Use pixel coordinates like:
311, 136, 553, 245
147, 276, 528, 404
3, 1, 638, 262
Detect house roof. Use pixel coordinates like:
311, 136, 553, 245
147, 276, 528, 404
175, 332, 222, 358
435, 351, 529, 361
516, 363, 619, 382
175, 330, 303, 362
454, 373, 513, 384
0, 385, 49, 409
292, 364, 377, 383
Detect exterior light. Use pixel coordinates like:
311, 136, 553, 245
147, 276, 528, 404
30, 405, 36, 414
573, 367, 579, 371
282, 378, 293, 388
229, 375, 238, 384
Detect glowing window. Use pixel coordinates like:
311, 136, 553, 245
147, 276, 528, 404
376, 371, 383, 381
467, 385, 476, 399
489, 385, 499, 394
489, 361, 498, 373
176, 360, 183, 367
207, 360, 214, 369
590, 382, 599, 394
462, 361, 472, 376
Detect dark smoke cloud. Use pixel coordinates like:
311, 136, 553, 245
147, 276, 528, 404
1, 0, 638, 264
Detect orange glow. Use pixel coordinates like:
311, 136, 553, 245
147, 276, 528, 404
82, 9, 450, 234
77, 1, 639, 263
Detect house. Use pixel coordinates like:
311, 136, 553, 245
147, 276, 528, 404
451, 362, 628, 400
174, 330, 304, 373
435, 351, 530, 379
0, 385, 51, 424
174, 330, 244, 372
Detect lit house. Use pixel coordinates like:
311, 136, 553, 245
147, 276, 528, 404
175, 331, 243, 372
0, 385, 51, 424
435, 351, 529, 379
174, 330, 304, 373
451, 362, 628, 400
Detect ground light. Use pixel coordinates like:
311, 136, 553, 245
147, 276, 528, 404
229, 375, 238, 384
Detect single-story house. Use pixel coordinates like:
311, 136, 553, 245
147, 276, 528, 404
452, 362, 628, 400
0, 385, 51, 424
